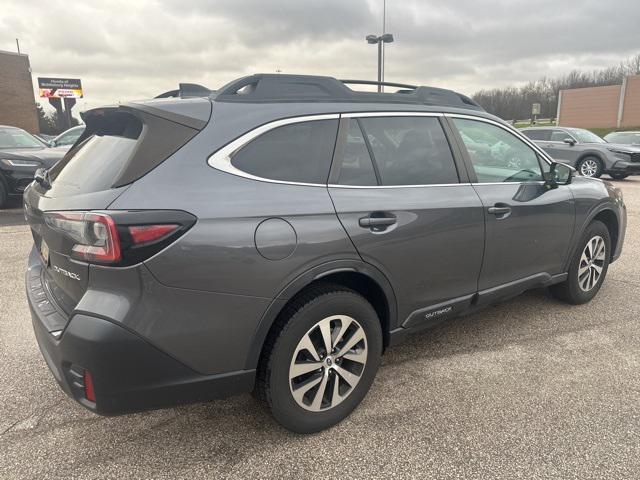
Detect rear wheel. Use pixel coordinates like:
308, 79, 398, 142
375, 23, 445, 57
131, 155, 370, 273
609, 173, 628, 180
577, 156, 603, 178
256, 284, 382, 433
550, 220, 611, 304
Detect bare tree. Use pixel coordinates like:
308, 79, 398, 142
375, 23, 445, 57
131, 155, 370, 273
473, 53, 640, 120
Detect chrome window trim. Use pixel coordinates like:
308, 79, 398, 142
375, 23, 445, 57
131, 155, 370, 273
446, 113, 555, 166
470, 181, 546, 186
328, 183, 471, 189
342, 111, 443, 118
207, 113, 340, 187
329, 181, 546, 189
207, 110, 552, 189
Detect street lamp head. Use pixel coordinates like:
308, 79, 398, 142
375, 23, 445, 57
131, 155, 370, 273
380, 33, 394, 43
366, 34, 379, 44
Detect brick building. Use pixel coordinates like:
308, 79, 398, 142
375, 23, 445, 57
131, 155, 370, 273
0, 50, 39, 133
557, 74, 640, 129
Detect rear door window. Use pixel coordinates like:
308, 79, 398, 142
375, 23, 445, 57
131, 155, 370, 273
358, 116, 459, 185
523, 130, 550, 141
231, 119, 339, 184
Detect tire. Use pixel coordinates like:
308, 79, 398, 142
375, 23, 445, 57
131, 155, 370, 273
550, 220, 611, 305
577, 156, 604, 178
609, 173, 628, 180
256, 284, 383, 433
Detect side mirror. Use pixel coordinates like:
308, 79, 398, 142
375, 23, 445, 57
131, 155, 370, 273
563, 138, 576, 146
544, 162, 574, 188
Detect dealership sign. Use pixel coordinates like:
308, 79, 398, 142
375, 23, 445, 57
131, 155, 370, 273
38, 77, 83, 99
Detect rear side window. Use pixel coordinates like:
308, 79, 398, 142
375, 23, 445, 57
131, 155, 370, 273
523, 130, 550, 141
231, 119, 339, 184
359, 116, 459, 185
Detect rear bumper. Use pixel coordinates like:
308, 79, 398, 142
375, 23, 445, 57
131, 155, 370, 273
27, 262, 255, 415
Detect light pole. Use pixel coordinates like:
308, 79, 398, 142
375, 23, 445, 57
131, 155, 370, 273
366, 33, 394, 92
366, 0, 393, 92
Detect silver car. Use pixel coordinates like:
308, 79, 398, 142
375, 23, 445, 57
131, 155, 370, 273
604, 131, 640, 146
522, 126, 640, 179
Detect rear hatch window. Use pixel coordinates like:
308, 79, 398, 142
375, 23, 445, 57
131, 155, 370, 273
48, 113, 142, 196
46, 107, 200, 197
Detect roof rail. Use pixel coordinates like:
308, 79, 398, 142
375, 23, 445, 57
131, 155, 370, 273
340, 79, 418, 89
212, 74, 483, 111
155, 83, 214, 99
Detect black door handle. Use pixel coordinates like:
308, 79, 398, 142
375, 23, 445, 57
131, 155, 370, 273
487, 206, 511, 215
359, 215, 397, 228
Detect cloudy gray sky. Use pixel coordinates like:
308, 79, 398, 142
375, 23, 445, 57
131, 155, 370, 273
2, 0, 639, 113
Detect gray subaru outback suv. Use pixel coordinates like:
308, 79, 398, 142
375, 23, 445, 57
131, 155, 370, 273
24, 74, 627, 433
522, 126, 640, 180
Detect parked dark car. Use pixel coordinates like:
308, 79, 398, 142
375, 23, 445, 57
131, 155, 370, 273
0, 125, 67, 208
521, 126, 640, 180
604, 130, 640, 146
24, 75, 627, 433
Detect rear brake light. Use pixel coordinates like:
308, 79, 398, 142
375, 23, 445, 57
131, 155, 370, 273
128, 224, 179, 245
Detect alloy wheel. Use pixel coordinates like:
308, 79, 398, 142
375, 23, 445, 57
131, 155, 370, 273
289, 315, 367, 412
580, 158, 599, 177
578, 235, 606, 292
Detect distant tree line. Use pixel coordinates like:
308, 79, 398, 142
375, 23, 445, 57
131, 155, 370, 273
472, 53, 640, 121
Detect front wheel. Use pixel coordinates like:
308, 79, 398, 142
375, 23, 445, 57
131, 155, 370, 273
550, 220, 611, 304
256, 284, 382, 433
577, 156, 603, 178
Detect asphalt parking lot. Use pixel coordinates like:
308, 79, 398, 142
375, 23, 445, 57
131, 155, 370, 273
1, 180, 639, 480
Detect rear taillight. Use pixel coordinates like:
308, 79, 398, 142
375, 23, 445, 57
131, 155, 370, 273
43, 210, 195, 266
46, 212, 121, 263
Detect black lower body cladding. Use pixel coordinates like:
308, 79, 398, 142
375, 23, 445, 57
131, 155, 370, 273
29, 295, 255, 415
26, 247, 259, 414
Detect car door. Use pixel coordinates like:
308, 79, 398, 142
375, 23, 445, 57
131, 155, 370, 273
448, 116, 575, 301
328, 113, 485, 328
542, 129, 581, 166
